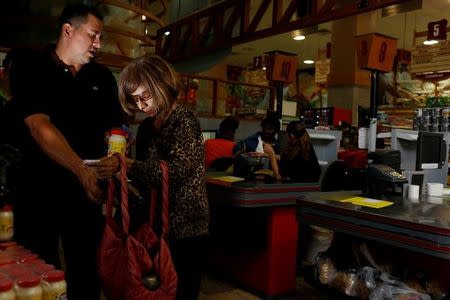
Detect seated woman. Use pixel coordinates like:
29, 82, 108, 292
280, 121, 321, 182
233, 115, 281, 179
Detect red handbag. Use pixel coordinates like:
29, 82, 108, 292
98, 155, 177, 300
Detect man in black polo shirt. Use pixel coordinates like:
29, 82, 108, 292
14, 4, 123, 299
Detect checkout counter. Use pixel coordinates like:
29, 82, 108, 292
297, 191, 450, 291
206, 174, 320, 297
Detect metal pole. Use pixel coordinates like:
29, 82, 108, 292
276, 81, 283, 120
368, 70, 379, 152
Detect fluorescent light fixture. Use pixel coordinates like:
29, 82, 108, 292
141, 15, 146, 21
262, 66, 267, 70
423, 40, 438, 45
304, 59, 315, 64
164, 31, 171, 36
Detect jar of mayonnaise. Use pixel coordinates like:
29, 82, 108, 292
0, 276, 14, 300
16, 275, 43, 300
107, 128, 127, 156
41, 270, 66, 300
0, 204, 13, 242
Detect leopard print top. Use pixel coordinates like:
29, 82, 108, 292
129, 105, 209, 239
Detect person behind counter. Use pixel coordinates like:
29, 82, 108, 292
93, 54, 209, 300
280, 121, 321, 182
204, 115, 240, 169
13, 4, 124, 300
233, 115, 281, 179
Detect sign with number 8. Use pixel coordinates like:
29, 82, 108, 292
355, 33, 397, 73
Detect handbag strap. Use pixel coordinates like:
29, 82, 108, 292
149, 160, 170, 239
106, 153, 130, 234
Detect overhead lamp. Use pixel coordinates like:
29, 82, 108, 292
291, 30, 306, 41
423, 40, 439, 45
141, 15, 146, 21
304, 59, 314, 64
164, 31, 171, 36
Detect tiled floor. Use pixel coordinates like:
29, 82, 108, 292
199, 274, 340, 300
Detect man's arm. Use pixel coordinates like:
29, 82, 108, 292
24, 113, 103, 202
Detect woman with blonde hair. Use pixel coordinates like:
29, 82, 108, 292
280, 121, 321, 182
94, 54, 209, 300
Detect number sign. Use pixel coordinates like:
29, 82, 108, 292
355, 33, 397, 72
265, 51, 298, 83
427, 19, 447, 41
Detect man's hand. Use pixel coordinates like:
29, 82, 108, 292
77, 165, 103, 204
89, 155, 120, 180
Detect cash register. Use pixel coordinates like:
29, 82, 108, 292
365, 164, 407, 197
365, 131, 446, 197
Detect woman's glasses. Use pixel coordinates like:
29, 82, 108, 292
128, 91, 152, 104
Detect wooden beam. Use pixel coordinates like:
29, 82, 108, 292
158, 0, 410, 61
95, 0, 165, 27
191, 19, 200, 53
240, 0, 250, 35
200, 17, 213, 45
279, 0, 299, 25
224, 6, 240, 38
103, 25, 151, 44
272, 0, 283, 26
247, 0, 272, 33
214, 12, 225, 46
317, 0, 337, 16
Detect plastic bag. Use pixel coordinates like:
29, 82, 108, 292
314, 253, 337, 285
369, 282, 431, 300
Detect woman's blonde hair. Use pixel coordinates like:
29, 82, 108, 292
118, 54, 180, 116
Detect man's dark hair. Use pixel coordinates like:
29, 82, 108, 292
219, 116, 239, 134
261, 116, 280, 132
57, 4, 103, 32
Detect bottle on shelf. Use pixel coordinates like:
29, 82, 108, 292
0, 276, 15, 300
15, 275, 43, 300
41, 270, 66, 300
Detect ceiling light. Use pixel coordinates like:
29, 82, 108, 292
141, 15, 146, 21
164, 31, 171, 36
262, 66, 266, 70
423, 40, 439, 45
293, 35, 306, 41
291, 30, 306, 41
304, 59, 314, 64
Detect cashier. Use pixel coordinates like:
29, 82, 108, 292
279, 121, 321, 182
233, 115, 281, 179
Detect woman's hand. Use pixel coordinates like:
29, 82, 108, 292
263, 143, 275, 157
88, 156, 120, 180
248, 151, 267, 158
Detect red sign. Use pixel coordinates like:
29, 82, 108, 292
427, 19, 447, 41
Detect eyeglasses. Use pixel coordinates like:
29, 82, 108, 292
128, 91, 152, 104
